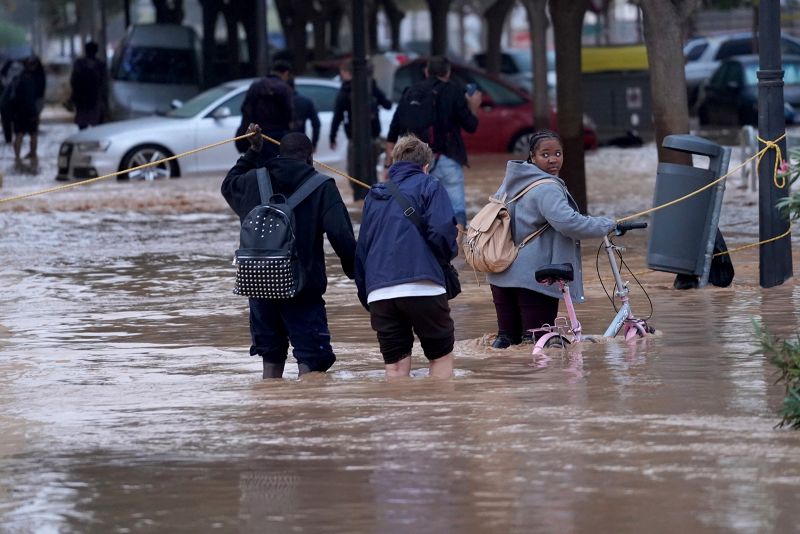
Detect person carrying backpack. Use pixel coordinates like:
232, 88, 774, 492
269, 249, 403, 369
235, 60, 294, 159
385, 55, 481, 234
355, 135, 458, 379
486, 130, 615, 349
329, 58, 392, 201
222, 124, 356, 379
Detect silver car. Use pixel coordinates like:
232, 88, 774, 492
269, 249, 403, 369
56, 77, 394, 181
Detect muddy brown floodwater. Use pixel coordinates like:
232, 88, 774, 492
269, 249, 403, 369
1, 151, 800, 532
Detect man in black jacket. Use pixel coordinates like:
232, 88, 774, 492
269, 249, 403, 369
329, 58, 392, 201
222, 125, 356, 379
235, 61, 294, 157
386, 56, 480, 233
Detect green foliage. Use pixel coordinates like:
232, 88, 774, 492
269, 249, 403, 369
776, 147, 800, 221
754, 319, 800, 429
0, 19, 26, 48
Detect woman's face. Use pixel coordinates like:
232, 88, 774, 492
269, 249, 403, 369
530, 139, 563, 176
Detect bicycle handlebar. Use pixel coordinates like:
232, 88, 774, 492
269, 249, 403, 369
614, 221, 648, 236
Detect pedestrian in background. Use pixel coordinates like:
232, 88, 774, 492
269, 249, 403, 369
10, 56, 45, 163
0, 57, 24, 143
222, 125, 356, 379
329, 58, 392, 201
386, 55, 481, 236
235, 60, 294, 161
355, 135, 458, 379
289, 77, 320, 153
70, 41, 107, 130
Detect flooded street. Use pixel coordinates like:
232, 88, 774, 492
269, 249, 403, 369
2, 148, 800, 532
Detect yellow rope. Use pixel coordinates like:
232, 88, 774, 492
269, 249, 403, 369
260, 133, 372, 190
756, 134, 787, 189
617, 132, 787, 223
0, 131, 258, 205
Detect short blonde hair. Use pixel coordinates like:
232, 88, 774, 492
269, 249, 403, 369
391, 135, 433, 167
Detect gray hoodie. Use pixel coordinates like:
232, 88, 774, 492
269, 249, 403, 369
486, 160, 615, 302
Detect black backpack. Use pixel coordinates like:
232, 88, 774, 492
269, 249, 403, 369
233, 167, 330, 298
395, 79, 441, 147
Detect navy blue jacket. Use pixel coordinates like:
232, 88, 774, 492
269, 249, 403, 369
291, 92, 320, 149
355, 161, 458, 308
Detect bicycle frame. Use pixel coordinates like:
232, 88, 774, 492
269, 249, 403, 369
532, 234, 649, 355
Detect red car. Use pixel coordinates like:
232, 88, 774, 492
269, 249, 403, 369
391, 59, 598, 153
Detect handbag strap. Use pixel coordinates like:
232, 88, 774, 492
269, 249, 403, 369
385, 179, 426, 235
256, 167, 273, 204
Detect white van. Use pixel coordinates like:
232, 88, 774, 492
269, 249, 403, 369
109, 24, 202, 120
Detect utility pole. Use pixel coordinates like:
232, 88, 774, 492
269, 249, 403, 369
255, 0, 268, 77
758, 0, 793, 287
351, 0, 372, 191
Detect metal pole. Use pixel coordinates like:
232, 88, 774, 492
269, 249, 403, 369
124, 0, 131, 29
351, 0, 372, 190
757, 0, 793, 287
255, 0, 268, 77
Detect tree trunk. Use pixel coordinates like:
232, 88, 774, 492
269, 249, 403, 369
199, 0, 221, 87
483, 0, 516, 75
381, 0, 404, 51
426, 0, 452, 56
549, 0, 588, 213
223, 7, 241, 79
310, 3, 329, 61
638, 0, 701, 164
521, 0, 550, 131
275, 0, 310, 73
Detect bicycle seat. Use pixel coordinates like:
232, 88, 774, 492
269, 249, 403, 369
535, 263, 574, 283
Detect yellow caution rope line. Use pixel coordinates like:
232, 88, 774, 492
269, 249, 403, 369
0, 131, 258, 204
260, 133, 372, 190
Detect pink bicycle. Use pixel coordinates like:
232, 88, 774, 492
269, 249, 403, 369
531, 221, 653, 354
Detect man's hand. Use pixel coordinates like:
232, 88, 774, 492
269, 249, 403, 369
330, 140, 337, 151
247, 123, 263, 152
466, 90, 482, 116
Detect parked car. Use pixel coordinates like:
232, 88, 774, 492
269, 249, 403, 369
392, 58, 597, 153
696, 54, 800, 126
471, 49, 556, 95
684, 32, 800, 109
108, 24, 203, 120
56, 78, 394, 181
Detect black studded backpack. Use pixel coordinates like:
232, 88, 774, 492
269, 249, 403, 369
234, 167, 330, 298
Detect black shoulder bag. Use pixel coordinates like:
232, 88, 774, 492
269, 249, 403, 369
384, 180, 461, 300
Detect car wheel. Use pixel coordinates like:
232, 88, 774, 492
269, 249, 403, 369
509, 131, 533, 154
118, 144, 179, 181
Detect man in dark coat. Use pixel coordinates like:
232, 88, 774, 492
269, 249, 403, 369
70, 41, 107, 129
11, 57, 45, 162
235, 61, 294, 158
222, 125, 356, 379
329, 58, 392, 201
288, 77, 320, 153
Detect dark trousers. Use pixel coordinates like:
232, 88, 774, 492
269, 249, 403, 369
490, 285, 559, 342
248, 295, 336, 372
1, 110, 12, 143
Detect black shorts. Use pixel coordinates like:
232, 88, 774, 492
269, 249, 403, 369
369, 294, 455, 364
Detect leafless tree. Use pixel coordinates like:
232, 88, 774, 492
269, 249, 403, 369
520, 0, 550, 131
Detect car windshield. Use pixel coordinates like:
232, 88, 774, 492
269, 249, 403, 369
112, 46, 198, 85
744, 61, 800, 86
167, 86, 234, 118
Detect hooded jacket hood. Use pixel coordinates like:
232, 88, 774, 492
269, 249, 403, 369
497, 160, 566, 200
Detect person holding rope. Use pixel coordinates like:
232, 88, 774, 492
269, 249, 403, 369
488, 130, 616, 349
222, 124, 356, 378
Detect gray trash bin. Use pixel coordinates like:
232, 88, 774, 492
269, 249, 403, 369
646, 134, 731, 287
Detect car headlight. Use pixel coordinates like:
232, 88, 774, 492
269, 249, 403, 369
76, 141, 111, 152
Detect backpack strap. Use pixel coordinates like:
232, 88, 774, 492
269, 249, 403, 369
256, 167, 273, 204
507, 178, 557, 204
286, 172, 332, 208
505, 178, 558, 248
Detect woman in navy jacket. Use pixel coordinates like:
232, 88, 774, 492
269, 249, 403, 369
355, 135, 458, 379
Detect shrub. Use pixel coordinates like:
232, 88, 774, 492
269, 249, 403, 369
755, 320, 800, 429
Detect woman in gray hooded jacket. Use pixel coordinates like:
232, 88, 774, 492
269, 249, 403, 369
487, 130, 616, 349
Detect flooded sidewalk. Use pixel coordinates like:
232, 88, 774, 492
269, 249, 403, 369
1, 150, 800, 532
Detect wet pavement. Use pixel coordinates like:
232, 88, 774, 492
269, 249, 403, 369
2, 143, 800, 532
